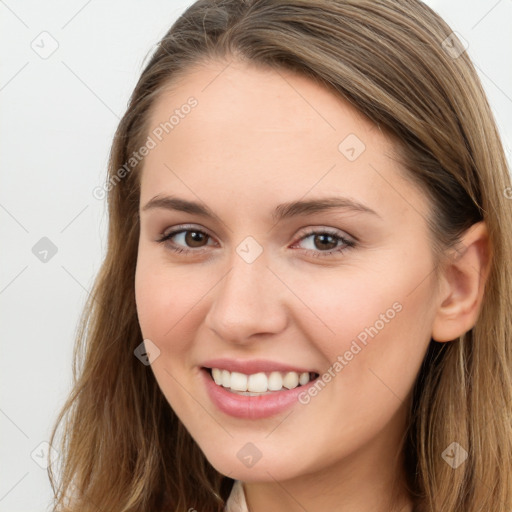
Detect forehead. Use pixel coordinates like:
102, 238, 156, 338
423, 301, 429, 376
140, 59, 426, 224
147, 59, 381, 153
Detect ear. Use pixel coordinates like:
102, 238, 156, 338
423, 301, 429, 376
431, 221, 492, 343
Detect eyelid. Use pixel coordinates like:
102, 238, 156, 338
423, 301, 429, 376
294, 226, 356, 243
159, 223, 215, 241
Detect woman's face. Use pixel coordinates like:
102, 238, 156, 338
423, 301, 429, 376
135, 59, 438, 483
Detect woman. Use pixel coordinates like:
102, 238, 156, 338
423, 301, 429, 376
49, 1, 512, 511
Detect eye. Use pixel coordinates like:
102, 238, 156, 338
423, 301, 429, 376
156, 225, 356, 259
291, 228, 356, 258
156, 225, 215, 255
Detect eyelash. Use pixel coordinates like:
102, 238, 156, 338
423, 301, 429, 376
156, 224, 356, 259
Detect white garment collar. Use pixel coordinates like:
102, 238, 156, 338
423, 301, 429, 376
224, 480, 249, 512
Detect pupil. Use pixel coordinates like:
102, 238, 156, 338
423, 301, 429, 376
186, 231, 206, 247
316, 234, 336, 250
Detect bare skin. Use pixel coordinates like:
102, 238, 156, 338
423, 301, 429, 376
134, 59, 490, 512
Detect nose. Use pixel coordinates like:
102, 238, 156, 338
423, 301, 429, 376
204, 249, 288, 345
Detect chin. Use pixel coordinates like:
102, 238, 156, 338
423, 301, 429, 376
201, 445, 306, 483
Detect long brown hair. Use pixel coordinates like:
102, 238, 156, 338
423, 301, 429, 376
49, 1, 512, 510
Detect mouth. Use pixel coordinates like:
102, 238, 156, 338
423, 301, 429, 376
202, 367, 320, 396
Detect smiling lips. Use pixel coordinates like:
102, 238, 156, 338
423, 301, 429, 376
201, 359, 320, 418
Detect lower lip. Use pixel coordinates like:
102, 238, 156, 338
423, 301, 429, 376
201, 368, 318, 419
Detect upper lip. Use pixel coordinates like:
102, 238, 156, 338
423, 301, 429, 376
201, 358, 319, 375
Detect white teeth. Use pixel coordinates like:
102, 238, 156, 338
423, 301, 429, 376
299, 371, 310, 385
282, 371, 299, 389
267, 371, 283, 391
209, 368, 315, 393
248, 372, 268, 392
230, 372, 248, 391
221, 369, 231, 388
212, 368, 223, 385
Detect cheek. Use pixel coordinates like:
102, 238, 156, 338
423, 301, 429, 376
288, 256, 435, 389
134, 251, 213, 356
281, 260, 421, 342
345, 289, 433, 409
134, 253, 206, 413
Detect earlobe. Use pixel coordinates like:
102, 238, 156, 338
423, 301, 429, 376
431, 221, 492, 343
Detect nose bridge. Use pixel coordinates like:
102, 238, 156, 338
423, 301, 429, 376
205, 242, 287, 342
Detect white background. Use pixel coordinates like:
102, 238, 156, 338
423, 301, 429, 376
1, 1, 511, 510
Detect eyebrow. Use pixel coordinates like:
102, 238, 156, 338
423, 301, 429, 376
141, 195, 381, 222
